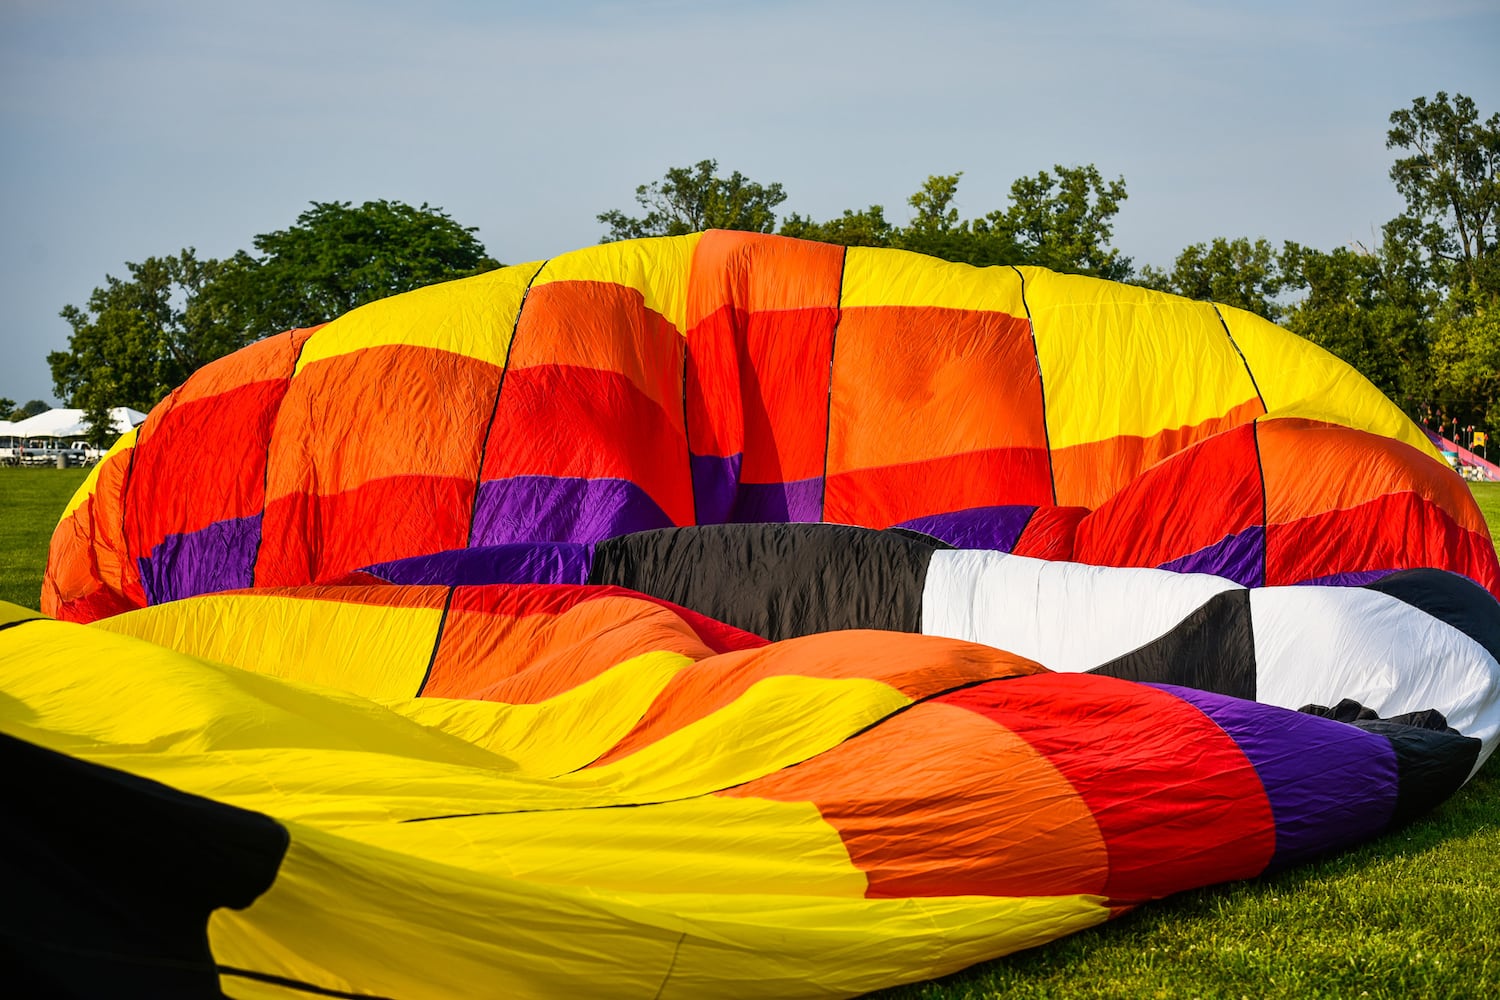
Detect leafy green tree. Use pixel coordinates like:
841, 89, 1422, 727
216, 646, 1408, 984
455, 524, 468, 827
1386, 92, 1500, 299
776, 167, 1130, 277
51, 251, 221, 428
245, 200, 498, 334
50, 201, 499, 430
10, 399, 50, 420
1278, 236, 1435, 406
598, 160, 787, 241
779, 206, 895, 248
983, 165, 1132, 280
1137, 237, 1286, 321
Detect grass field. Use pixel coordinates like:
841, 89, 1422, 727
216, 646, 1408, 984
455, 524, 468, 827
0, 466, 88, 608
2, 471, 1499, 997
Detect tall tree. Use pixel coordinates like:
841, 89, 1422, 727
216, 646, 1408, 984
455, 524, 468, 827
1386, 92, 1500, 299
1137, 237, 1286, 320
598, 160, 787, 241
50, 251, 226, 433
984, 165, 1132, 280
51, 200, 499, 429
779, 206, 895, 248
776, 167, 1130, 277
1277, 239, 1433, 405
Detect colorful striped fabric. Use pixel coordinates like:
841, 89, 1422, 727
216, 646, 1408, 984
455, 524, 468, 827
9, 231, 1500, 996
3, 577, 1484, 997
42, 230, 1498, 617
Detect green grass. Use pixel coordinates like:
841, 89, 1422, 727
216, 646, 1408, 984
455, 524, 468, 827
2, 472, 1499, 997
0, 466, 89, 608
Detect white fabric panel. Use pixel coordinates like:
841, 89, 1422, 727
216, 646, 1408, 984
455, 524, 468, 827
1250, 587, 1500, 771
922, 550, 1240, 674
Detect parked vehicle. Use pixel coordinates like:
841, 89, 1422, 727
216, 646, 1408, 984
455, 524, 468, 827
9, 439, 105, 467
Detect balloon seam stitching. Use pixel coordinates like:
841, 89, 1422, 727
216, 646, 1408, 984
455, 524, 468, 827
249, 329, 314, 588
1252, 419, 1269, 587
819, 246, 849, 520
1010, 265, 1057, 505
415, 584, 456, 697
465, 260, 549, 547
1212, 303, 1268, 414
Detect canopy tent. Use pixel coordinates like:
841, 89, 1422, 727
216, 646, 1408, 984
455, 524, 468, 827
9, 407, 147, 439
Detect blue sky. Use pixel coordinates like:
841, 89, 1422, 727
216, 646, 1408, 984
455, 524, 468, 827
2, 0, 1497, 404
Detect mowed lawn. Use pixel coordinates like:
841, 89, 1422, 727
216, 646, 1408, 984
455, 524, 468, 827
2, 471, 1498, 998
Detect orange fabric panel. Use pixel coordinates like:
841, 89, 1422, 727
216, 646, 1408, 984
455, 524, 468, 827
425, 586, 720, 703
1074, 423, 1264, 568
509, 280, 687, 421
257, 475, 475, 586
162, 327, 318, 407
828, 306, 1047, 473
266, 345, 499, 500
824, 447, 1053, 527
723, 700, 1107, 899
591, 632, 1043, 768
1050, 397, 1265, 509
686, 231, 845, 327
43, 449, 145, 617
1258, 418, 1488, 533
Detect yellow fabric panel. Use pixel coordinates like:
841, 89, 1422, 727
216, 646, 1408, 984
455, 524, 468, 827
213, 824, 1109, 1000
340, 796, 867, 896
92, 592, 441, 701
550, 674, 912, 801
293, 260, 545, 373
534, 233, 702, 333
0, 620, 507, 778
1217, 304, 1443, 462
841, 246, 1028, 312
59, 427, 136, 523
1021, 268, 1261, 450
392, 650, 697, 777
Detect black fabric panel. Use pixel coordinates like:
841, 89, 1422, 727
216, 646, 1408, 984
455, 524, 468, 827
588, 524, 940, 641
1363, 568, 1500, 665
1299, 699, 1481, 828
0, 730, 289, 998
1086, 588, 1258, 701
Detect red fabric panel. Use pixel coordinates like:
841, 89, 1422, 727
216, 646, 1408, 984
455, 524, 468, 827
1010, 505, 1088, 561
685, 232, 844, 475
939, 674, 1275, 903
1074, 424, 1263, 568
479, 366, 693, 526
1269, 493, 1500, 593
824, 448, 1054, 528
257, 475, 474, 586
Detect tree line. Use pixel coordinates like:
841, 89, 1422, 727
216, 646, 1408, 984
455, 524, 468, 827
39, 92, 1498, 448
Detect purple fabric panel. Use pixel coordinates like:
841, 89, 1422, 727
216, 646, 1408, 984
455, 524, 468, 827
1159, 526, 1265, 586
896, 506, 1036, 551
361, 543, 593, 587
1296, 568, 1398, 589
732, 478, 823, 523
691, 451, 823, 524
138, 513, 262, 605
471, 476, 674, 546
691, 453, 741, 524
1153, 684, 1399, 870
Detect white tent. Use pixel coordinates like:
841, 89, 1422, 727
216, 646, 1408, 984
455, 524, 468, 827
9, 407, 148, 439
